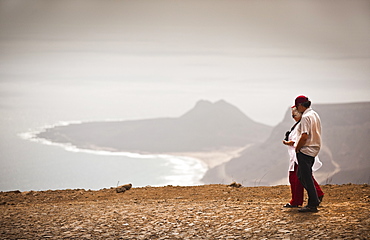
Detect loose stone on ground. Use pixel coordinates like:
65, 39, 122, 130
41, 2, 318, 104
0, 184, 369, 239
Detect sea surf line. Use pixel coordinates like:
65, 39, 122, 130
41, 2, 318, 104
18, 120, 209, 186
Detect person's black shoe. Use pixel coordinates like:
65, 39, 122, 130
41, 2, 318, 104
283, 203, 299, 208
298, 205, 318, 213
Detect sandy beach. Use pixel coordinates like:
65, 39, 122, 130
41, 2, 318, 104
167, 145, 250, 169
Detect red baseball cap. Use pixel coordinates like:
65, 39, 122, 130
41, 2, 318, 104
295, 95, 309, 107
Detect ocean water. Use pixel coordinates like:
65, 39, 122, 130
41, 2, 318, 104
0, 81, 208, 192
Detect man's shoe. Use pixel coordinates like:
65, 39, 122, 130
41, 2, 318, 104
283, 203, 299, 208
298, 206, 318, 213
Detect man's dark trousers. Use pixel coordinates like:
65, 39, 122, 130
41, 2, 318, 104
296, 151, 320, 207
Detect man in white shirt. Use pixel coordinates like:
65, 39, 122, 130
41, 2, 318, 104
294, 95, 322, 212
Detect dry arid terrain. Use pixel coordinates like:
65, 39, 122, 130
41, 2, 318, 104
1, 184, 369, 239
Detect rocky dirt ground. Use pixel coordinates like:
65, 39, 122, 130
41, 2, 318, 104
1, 184, 369, 239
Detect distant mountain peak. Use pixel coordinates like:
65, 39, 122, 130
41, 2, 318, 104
196, 99, 228, 106
215, 99, 228, 104
194, 99, 213, 107
192, 99, 230, 109
180, 99, 254, 124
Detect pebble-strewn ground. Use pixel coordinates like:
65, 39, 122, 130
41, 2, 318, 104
1, 184, 369, 239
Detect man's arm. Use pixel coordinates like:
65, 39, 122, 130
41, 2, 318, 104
295, 133, 308, 153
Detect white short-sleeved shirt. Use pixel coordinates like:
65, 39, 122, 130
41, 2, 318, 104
287, 122, 322, 171
297, 107, 322, 157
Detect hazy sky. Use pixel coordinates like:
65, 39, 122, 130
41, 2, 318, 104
1, 0, 369, 126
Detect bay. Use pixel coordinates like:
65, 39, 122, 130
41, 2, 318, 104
0, 81, 207, 192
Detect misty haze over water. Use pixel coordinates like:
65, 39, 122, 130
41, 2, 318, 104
0, 1, 369, 191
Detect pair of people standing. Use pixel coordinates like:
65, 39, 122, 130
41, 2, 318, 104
283, 95, 323, 212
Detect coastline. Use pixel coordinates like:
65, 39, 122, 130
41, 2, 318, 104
22, 127, 249, 169
19, 126, 250, 188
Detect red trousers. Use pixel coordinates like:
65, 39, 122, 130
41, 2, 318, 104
289, 163, 324, 206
